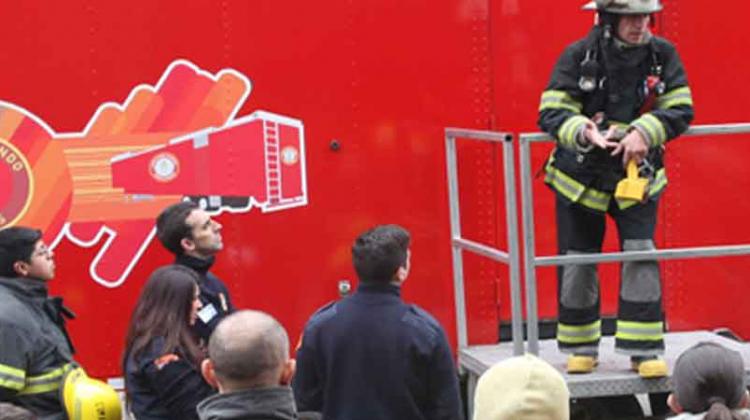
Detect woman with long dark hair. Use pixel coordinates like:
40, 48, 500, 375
123, 264, 215, 419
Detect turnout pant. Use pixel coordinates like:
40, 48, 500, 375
555, 195, 664, 356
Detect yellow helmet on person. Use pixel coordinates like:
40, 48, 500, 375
582, 0, 662, 14
61, 367, 122, 420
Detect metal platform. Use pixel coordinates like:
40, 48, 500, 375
460, 331, 750, 403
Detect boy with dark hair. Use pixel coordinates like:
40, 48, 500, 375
155, 202, 234, 342
293, 224, 463, 420
0, 227, 76, 419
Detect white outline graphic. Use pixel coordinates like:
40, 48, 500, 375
2, 59, 308, 288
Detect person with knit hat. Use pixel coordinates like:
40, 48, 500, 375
668, 342, 750, 420
473, 354, 569, 420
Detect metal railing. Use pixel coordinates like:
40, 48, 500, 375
445, 128, 524, 356
519, 123, 750, 354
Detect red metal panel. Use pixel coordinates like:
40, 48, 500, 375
489, 0, 750, 341
3, 0, 748, 381
0, 1, 491, 378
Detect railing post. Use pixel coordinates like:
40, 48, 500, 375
445, 131, 468, 350
502, 134, 525, 356
519, 134, 540, 355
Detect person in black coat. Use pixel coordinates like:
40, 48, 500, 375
156, 202, 235, 343
293, 224, 463, 420
123, 265, 215, 419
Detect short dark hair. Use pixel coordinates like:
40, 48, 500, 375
156, 202, 199, 255
352, 224, 410, 284
208, 310, 289, 389
0, 227, 42, 277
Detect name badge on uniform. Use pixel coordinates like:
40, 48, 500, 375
197, 303, 218, 324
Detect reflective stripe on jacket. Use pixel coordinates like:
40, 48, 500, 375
538, 32, 694, 212
0, 276, 75, 419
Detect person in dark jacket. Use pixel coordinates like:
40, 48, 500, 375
293, 224, 463, 420
156, 202, 235, 343
198, 310, 320, 420
538, 0, 694, 377
123, 264, 215, 419
0, 227, 77, 419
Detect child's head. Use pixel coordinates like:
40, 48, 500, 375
669, 342, 748, 419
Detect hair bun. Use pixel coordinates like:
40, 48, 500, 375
707, 396, 727, 406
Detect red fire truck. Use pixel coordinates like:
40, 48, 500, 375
1, 1, 749, 417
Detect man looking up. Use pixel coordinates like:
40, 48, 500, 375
156, 202, 234, 342
293, 224, 462, 420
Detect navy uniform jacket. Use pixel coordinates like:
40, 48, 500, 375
175, 254, 235, 342
292, 283, 463, 420
124, 337, 215, 420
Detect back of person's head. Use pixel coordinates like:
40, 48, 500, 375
124, 264, 202, 367
0, 227, 42, 278
670, 342, 748, 420
202, 310, 292, 392
156, 202, 198, 255
473, 354, 570, 420
0, 402, 36, 419
352, 224, 410, 284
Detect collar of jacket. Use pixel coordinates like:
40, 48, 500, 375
0, 275, 49, 299
356, 282, 401, 297
175, 253, 215, 277
613, 29, 653, 49
196, 386, 298, 420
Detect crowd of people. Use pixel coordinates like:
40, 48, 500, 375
1, 0, 734, 418
1, 200, 748, 420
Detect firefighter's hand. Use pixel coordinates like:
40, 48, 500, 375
611, 129, 648, 166
583, 121, 618, 149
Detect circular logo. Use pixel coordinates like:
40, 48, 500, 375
281, 146, 299, 166
0, 139, 34, 229
149, 153, 180, 182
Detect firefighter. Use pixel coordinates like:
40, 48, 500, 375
0, 227, 77, 418
156, 201, 235, 343
538, 0, 693, 377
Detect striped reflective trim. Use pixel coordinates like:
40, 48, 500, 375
545, 161, 611, 212
539, 90, 583, 113
631, 113, 667, 147
649, 168, 667, 195
656, 86, 693, 109
545, 161, 584, 202
0, 363, 26, 391
579, 188, 611, 212
557, 115, 588, 147
558, 320, 602, 344
617, 168, 667, 210
17, 363, 73, 396
615, 321, 664, 341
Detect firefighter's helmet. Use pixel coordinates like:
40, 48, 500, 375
61, 368, 122, 420
582, 0, 662, 14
